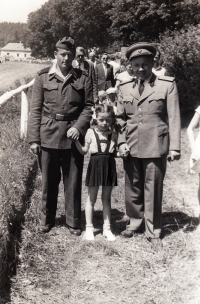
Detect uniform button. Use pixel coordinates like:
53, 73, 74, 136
139, 122, 142, 124
139, 107, 142, 111
139, 115, 142, 118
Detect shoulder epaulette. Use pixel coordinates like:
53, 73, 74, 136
158, 75, 175, 82
38, 67, 51, 75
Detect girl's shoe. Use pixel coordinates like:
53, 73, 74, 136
85, 225, 94, 241
103, 229, 116, 241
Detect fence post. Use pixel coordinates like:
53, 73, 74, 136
20, 90, 29, 139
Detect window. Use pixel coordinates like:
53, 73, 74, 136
7, 53, 9, 55
24, 54, 27, 57
17, 54, 19, 57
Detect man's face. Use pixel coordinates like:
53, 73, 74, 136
54, 48, 74, 72
89, 54, 95, 62
130, 55, 154, 80
76, 52, 84, 64
101, 55, 108, 65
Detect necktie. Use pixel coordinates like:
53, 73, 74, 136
139, 80, 145, 95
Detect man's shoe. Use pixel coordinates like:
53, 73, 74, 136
121, 229, 135, 238
149, 238, 163, 250
38, 224, 54, 234
121, 228, 143, 238
67, 225, 82, 236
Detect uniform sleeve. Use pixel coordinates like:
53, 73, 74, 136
167, 81, 181, 151
115, 87, 127, 145
73, 74, 94, 135
28, 73, 44, 144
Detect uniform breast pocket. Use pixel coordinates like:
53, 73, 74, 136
43, 84, 58, 103
69, 83, 84, 105
123, 96, 136, 115
148, 92, 166, 115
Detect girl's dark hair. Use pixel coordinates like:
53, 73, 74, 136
93, 103, 116, 129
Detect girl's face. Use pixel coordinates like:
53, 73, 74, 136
96, 112, 112, 132
126, 64, 133, 74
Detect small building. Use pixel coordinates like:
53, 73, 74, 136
0, 42, 32, 61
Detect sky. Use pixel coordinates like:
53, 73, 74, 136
0, 0, 49, 23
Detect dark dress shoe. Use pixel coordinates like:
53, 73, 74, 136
38, 223, 55, 234
121, 229, 135, 238
121, 227, 144, 238
67, 225, 81, 236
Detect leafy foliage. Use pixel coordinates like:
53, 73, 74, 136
27, 0, 112, 57
159, 25, 200, 111
0, 22, 28, 48
107, 0, 200, 44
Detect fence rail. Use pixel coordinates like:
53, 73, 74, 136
0, 79, 34, 139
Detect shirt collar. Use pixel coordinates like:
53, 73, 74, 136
49, 62, 74, 80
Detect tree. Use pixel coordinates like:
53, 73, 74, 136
159, 25, 200, 111
27, 0, 112, 58
107, 0, 200, 45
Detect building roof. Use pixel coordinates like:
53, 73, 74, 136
1, 43, 31, 52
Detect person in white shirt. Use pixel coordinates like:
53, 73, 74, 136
152, 50, 166, 76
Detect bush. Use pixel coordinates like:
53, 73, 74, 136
159, 25, 200, 112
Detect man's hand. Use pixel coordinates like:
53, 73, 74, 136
119, 143, 130, 159
167, 150, 181, 162
30, 143, 41, 155
67, 127, 80, 141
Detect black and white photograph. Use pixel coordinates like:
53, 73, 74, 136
0, 0, 200, 303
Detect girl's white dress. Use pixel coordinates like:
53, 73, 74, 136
190, 106, 200, 173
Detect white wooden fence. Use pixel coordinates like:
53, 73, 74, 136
0, 79, 34, 139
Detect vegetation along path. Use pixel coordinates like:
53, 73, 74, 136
3, 127, 199, 304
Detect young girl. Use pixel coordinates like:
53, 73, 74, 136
187, 106, 200, 198
75, 104, 118, 241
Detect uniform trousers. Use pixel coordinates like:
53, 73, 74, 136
123, 157, 167, 238
39, 144, 84, 228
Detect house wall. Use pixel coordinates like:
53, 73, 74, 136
1, 50, 32, 60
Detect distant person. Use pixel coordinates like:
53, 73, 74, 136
88, 52, 100, 68
115, 61, 135, 89
95, 53, 115, 92
72, 47, 98, 102
28, 37, 93, 235
75, 104, 119, 241
108, 54, 120, 79
187, 107, 200, 176
152, 50, 166, 76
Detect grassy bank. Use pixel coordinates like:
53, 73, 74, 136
0, 66, 49, 299
7, 123, 200, 304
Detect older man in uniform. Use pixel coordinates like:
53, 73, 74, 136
116, 42, 181, 247
28, 37, 93, 235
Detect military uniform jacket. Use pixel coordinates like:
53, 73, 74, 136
116, 74, 181, 158
28, 67, 94, 149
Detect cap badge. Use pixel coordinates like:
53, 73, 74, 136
138, 50, 142, 53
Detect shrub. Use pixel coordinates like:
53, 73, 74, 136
159, 25, 200, 112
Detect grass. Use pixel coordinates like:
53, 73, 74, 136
0, 68, 46, 299
0, 61, 51, 93
4, 123, 200, 304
